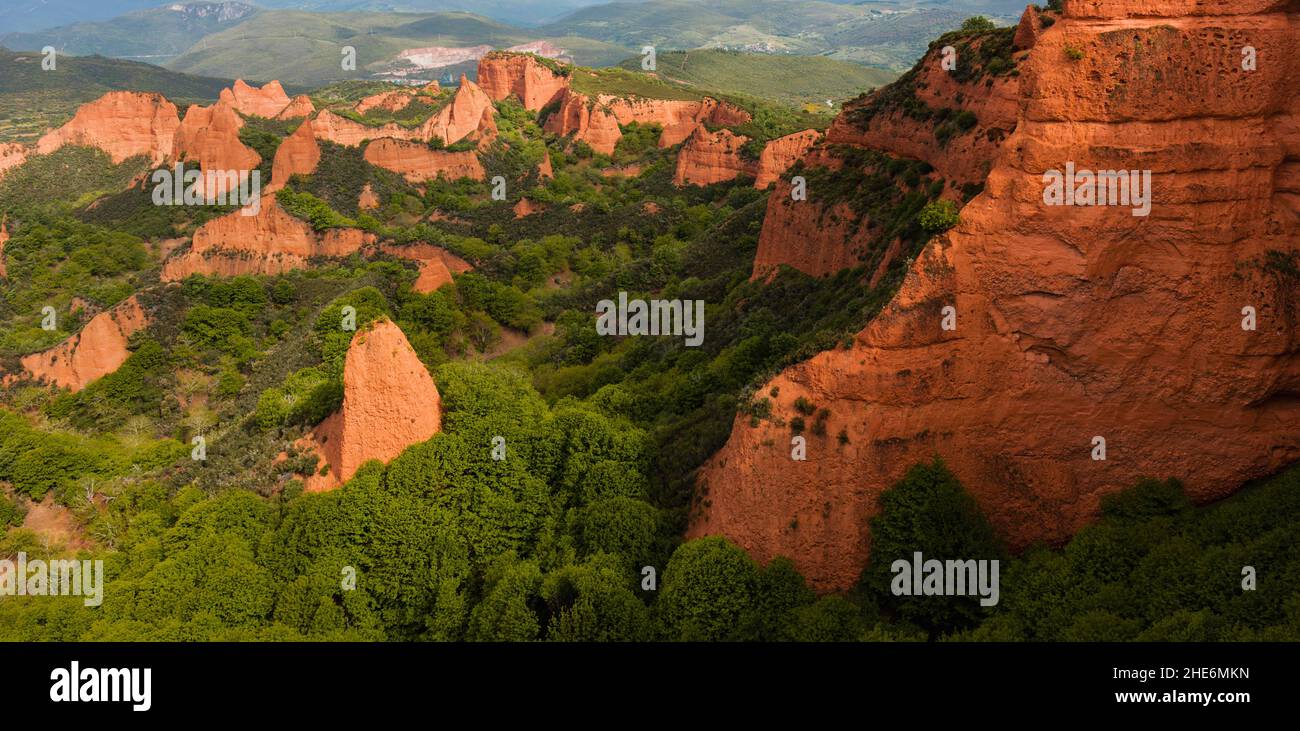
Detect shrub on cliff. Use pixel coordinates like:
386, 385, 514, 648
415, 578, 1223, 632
919, 199, 960, 232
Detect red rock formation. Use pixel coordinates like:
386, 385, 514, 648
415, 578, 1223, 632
268, 118, 320, 192
374, 242, 472, 294
473, 106, 499, 151
20, 296, 148, 392
543, 86, 751, 155
172, 100, 261, 195
543, 91, 623, 155
477, 52, 570, 111
755, 129, 822, 189
355, 90, 417, 115
161, 194, 375, 280
300, 319, 441, 492
0, 217, 8, 278
221, 79, 292, 118
36, 91, 180, 164
0, 143, 28, 179
536, 151, 554, 180
276, 95, 316, 120
513, 197, 546, 218
311, 109, 424, 147
363, 138, 485, 183
358, 183, 380, 210
423, 75, 495, 145
692, 0, 1300, 591
673, 127, 753, 186
1013, 4, 1044, 50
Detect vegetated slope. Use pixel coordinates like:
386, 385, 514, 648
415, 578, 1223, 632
163, 10, 630, 86
617, 49, 897, 110
541, 0, 990, 71
0, 48, 233, 143
0, 1, 259, 61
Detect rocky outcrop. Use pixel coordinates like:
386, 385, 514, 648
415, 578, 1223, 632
19, 296, 149, 392
36, 91, 180, 164
300, 319, 441, 492
160, 194, 375, 280
268, 118, 320, 192
543, 87, 752, 156
477, 52, 570, 111
513, 197, 546, 218
355, 90, 418, 115
221, 79, 292, 118
536, 151, 554, 180
673, 127, 753, 186
276, 94, 316, 120
755, 129, 822, 189
0, 143, 29, 180
172, 100, 261, 195
692, 1, 1300, 591
363, 138, 485, 183
375, 242, 472, 294
311, 109, 423, 148
358, 183, 380, 210
1013, 4, 1044, 50
423, 75, 495, 145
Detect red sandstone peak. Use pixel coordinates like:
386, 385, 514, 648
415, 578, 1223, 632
1013, 4, 1044, 50
276, 94, 316, 120
268, 118, 321, 192
223, 79, 293, 118
19, 295, 149, 392
693, 0, 1300, 590
363, 138, 485, 183
373, 242, 472, 294
172, 100, 261, 193
536, 150, 554, 180
423, 75, 495, 145
302, 319, 442, 492
36, 91, 180, 164
477, 52, 570, 111
543, 87, 751, 156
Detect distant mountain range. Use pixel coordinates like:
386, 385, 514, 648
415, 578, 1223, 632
0, 0, 1022, 86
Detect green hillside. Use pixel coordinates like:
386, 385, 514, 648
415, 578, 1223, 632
0, 2, 259, 61
164, 10, 630, 87
617, 49, 897, 109
0, 48, 233, 143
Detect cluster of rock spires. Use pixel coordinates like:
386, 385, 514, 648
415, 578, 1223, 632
691, 0, 1300, 590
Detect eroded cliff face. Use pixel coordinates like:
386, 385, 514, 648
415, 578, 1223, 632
277, 94, 316, 120
424, 76, 496, 145
160, 193, 375, 280
36, 91, 180, 164
673, 127, 753, 186
268, 118, 321, 192
692, 0, 1300, 591
363, 138, 485, 182
477, 52, 570, 111
300, 319, 441, 492
754, 129, 823, 189
356, 90, 417, 115
19, 296, 149, 392
312, 109, 424, 147
750, 28, 1023, 281
374, 242, 472, 293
